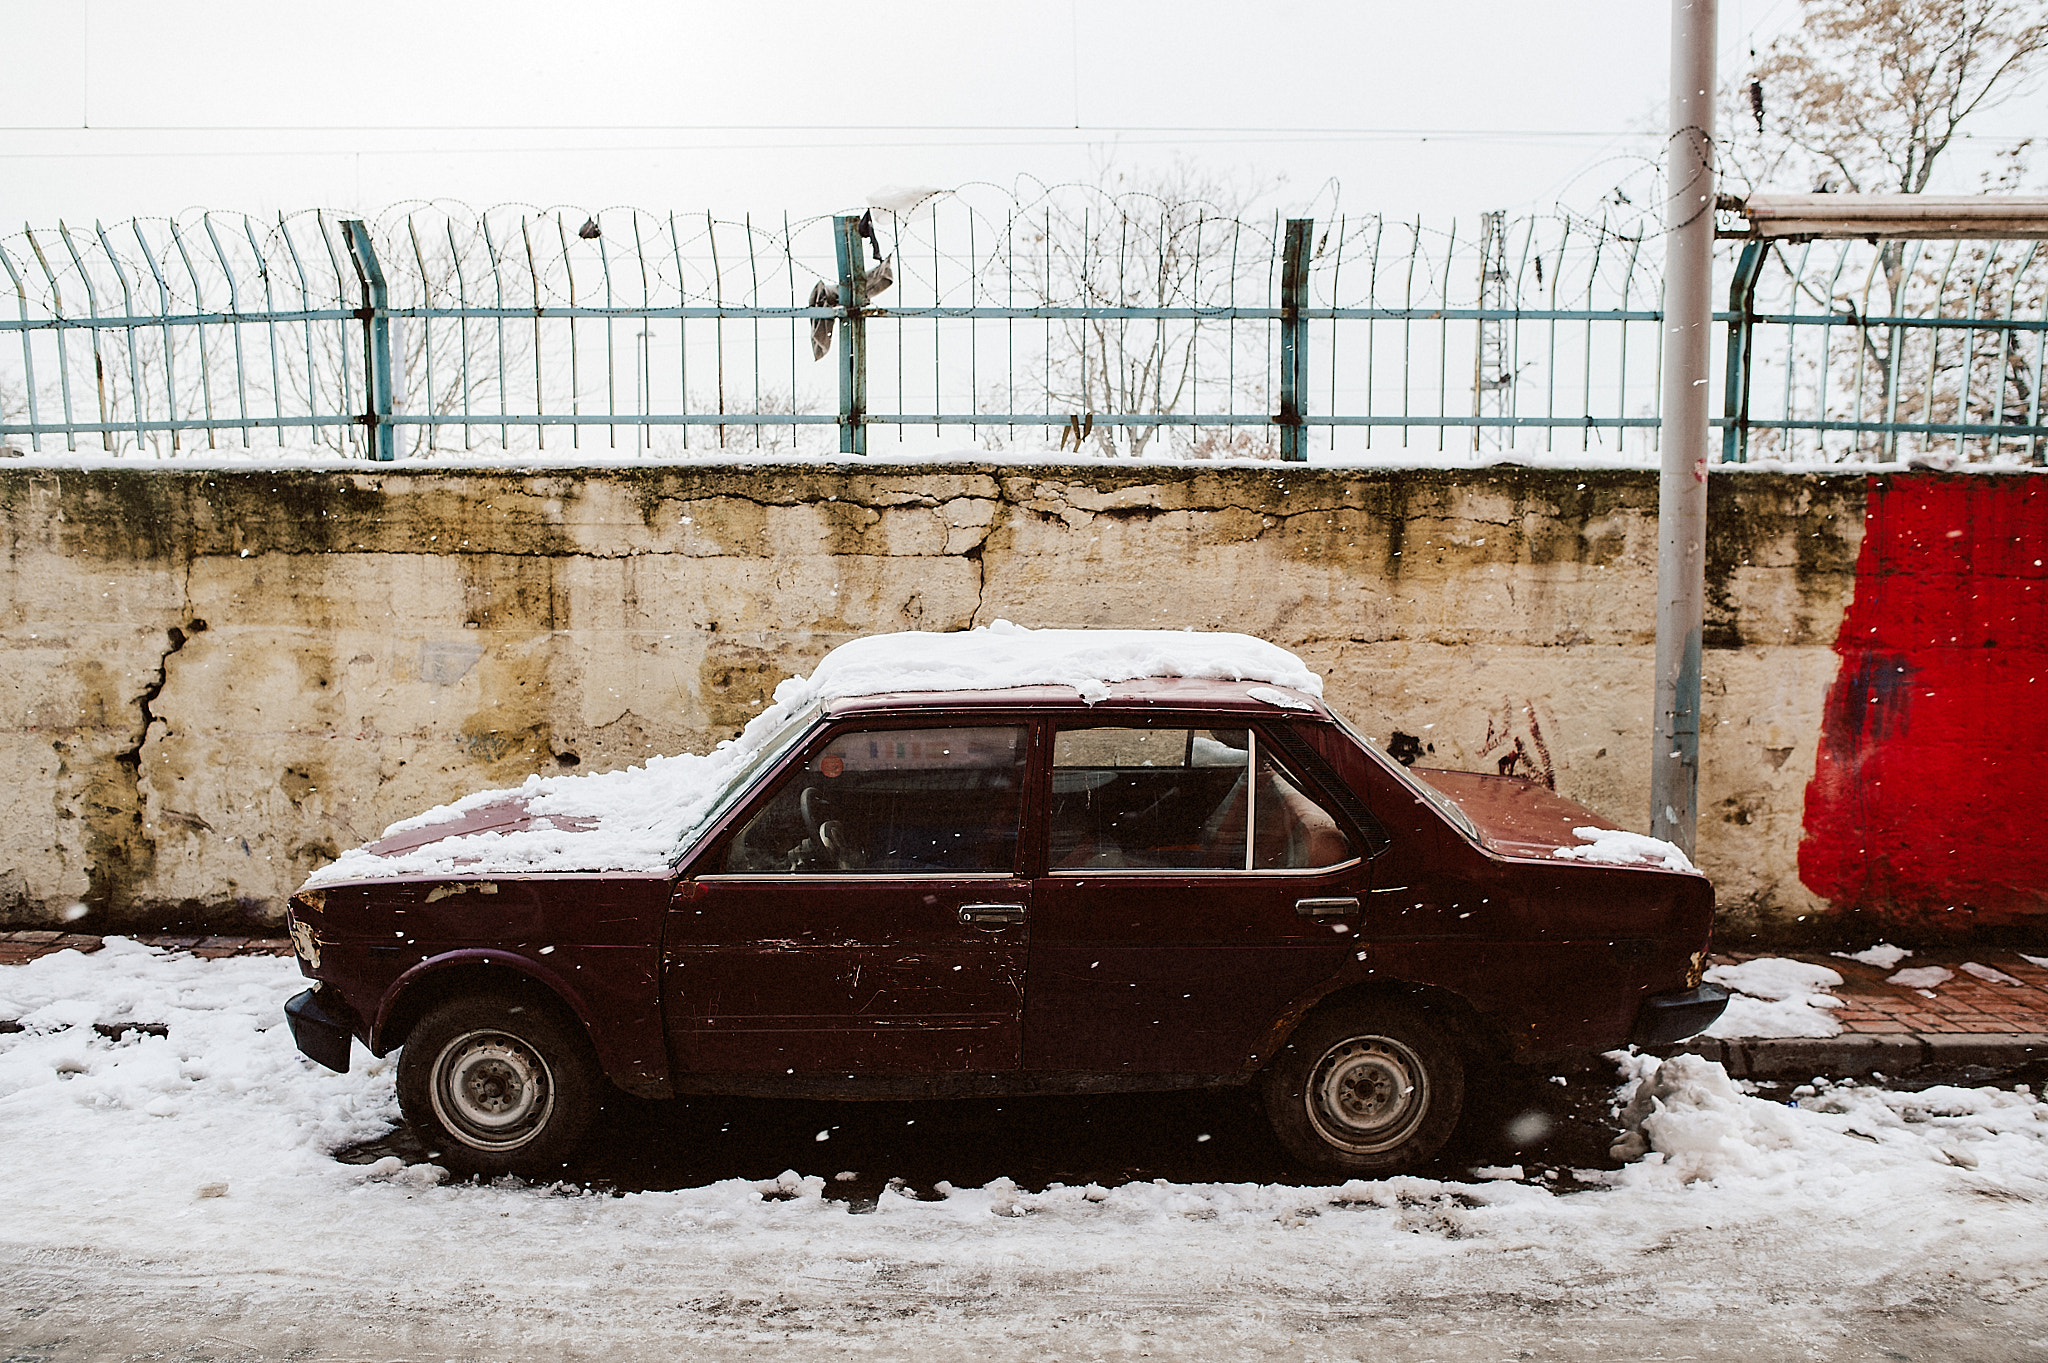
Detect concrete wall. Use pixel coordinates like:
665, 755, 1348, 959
0, 462, 2037, 944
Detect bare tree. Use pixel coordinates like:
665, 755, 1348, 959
1728, 0, 2048, 198
1021, 165, 1283, 458
1727, 1, 2048, 461
0, 377, 26, 455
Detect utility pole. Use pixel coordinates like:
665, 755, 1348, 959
1653, 0, 1716, 855
1471, 209, 1511, 452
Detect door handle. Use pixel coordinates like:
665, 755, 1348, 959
958, 902, 1027, 925
1296, 896, 1360, 918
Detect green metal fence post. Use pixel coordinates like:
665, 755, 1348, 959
834, 215, 868, 455
342, 219, 396, 462
1278, 218, 1313, 461
1719, 240, 1764, 464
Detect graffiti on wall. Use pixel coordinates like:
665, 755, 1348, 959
1477, 698, 1557, 790
1801, 475, 2048, 932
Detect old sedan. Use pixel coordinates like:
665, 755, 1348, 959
283, 627, 1724, 1178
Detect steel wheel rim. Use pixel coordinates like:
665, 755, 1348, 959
428, 1028, 556, 1152
1303, 1033, 1430, 1155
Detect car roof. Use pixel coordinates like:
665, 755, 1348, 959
822, 676, 1332, 720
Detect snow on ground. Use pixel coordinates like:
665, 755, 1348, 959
1703, 958, 1847, 1039
1835, 942, 1913, 970
309, 622, 1319, 886
1607, 1051, 2045, 1185
1961, 961, 2029, 988
4, 943, 2048, 1359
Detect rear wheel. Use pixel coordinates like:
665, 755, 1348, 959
396, 993, 601, 1178
1261, 1001, 1464, 1176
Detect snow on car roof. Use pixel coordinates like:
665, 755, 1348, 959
823, 676, 1328, 716
795, 623, 1319, 705
303, 622, 1322, 886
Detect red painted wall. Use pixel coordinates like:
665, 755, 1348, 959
1801, 474, 2048, 933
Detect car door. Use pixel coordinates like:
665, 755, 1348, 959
667, 721, 1033, 1076
1025, 721, 1370, 1076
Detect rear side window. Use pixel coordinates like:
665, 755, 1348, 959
722, 725, 1028, 874
1050, 726, 1354, 872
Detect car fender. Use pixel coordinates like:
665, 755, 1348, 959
1244, 971, 1364, 1072
370, 948, 598, 1057
370, 945, 673, 1099
1245, 970, 1503, 1073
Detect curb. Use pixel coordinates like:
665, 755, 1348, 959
1656, 1032, 2048, 1079
0, 932, 292, 965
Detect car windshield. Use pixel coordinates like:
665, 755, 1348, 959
669, 701, 824, 863
1327, 707, 1483, 843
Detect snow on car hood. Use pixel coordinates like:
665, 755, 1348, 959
302, 622, 1321, 887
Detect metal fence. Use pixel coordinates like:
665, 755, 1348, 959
1722, 234, 2048, 463
3, 190, 2043, 464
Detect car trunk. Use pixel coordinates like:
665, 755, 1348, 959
1410, 768, 1634, 861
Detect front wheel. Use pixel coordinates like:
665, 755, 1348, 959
1261, 1001, 1465, 1176
396, 993, 601, 1178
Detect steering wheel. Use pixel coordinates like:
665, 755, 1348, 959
800, 784, 859, 868
800, 784, 826, 843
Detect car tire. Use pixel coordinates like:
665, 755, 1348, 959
396, 992, 602, 1178
1261, 1000, 1465, 1177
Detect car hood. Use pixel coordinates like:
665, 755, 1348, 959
355, 795, 598, 859
1412, 768, 1688, 867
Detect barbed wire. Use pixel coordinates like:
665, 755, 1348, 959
6, 168, 2045, 324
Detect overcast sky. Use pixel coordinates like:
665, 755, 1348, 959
3, 0, 2044, 229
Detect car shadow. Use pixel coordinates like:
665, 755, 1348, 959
335, 1062, 1632, 1199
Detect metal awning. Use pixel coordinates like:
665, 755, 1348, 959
1722, 193, 2048, 241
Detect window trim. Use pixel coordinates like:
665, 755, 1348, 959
668, 701, 825, 868
696, 871, 1028, 884
1260, 718, 1395, 860
709, 717, 1034, 878
1043, 858, 1364, 881
1044, 720, 1364, 877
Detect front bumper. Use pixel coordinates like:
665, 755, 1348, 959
1630, 983, 1729, 1047
285, 987, 358, 1073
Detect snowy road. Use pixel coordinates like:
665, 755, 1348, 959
4, 941, 2047, 1362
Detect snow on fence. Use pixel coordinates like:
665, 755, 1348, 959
2, 188, 2042, 465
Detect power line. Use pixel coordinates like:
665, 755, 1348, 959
0, 140, 1670, 165
0, 129, 1681, 163
4, 122, 1667, 138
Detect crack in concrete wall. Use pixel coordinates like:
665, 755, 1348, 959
92, 618, 195, 916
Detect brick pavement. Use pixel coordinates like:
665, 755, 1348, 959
0, 930, 293, 965
1705, 947, 2048, 1037
1653, 947, 2048, 1078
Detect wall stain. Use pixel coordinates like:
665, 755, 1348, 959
698, 641, 790, 735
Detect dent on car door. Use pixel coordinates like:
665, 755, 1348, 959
666, 722, 1034, 1075
1025, 723, 1371, 1076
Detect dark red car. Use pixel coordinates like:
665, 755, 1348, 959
284, 677, 1724, 1178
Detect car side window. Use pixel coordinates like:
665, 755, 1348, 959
1050, 726, 1354, 872
1248, 750, 1356, 870
722, 725, 1028, 874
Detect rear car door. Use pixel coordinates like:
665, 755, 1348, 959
1025, 721, 1370, 1076
668, 722, 1033, 1075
